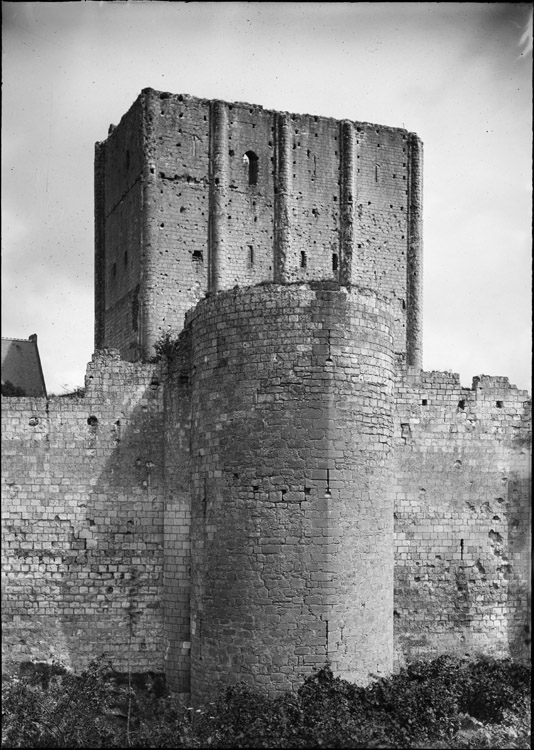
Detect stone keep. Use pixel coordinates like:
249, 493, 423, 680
1, 89, 530, 705
94, 89, 422, 367
95, 88, 420, 697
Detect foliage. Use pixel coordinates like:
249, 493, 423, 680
2, 655, 531, 749
2, 660, 118, 748
456, 655, 531, 723
150, 332, 182, 363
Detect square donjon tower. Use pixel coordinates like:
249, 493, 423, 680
95, 88, 423, 367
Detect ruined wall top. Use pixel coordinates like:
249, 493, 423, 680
95, 88, 423, 367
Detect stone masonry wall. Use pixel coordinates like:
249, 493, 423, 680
3, 85, 531, 703
393, 371, 531, 666
144, 92, 211, 355
184, 284, 395, 703
95, 90, 422, 362
162, 329, 193, 696
95, 102, 145, 359
1, 339, 531, 697
1, 352, 167, 675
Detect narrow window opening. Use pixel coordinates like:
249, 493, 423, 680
192, 250, 203, 261
243, 151, 258, 185
326, 329, 333, 363
458, 400, 465, 410
421, 399, 428, 406
496, 401, 503, 408
112, 262, 117, 279
300, 251, 307, 268
460, 538, 464, 560
325, 469, 331, 496
248, 245, 254, 266
332, 253, 338, 271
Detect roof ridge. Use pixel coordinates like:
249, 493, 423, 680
1, 337, 35, 342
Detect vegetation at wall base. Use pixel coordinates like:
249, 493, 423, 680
1, 655, 530, 749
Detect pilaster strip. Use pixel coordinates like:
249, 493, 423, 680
340, 121, 355, 286
209, 100, 229, 292
406, 133, 424, 370
274, 112, 291, 283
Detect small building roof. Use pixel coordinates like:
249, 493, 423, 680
1, 335, 47, 397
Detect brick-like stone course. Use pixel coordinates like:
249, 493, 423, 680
95, 90, 420, 364
184, 284, 395, 702
393, 371, 531, 665
2, 90, 530, 704
162, 330, 193, 695
2, 351, 166, 674
2, 337, 530, 698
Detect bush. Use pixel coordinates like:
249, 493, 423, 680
456, 656, 530, 723
151, 332, 181, 363
2, 655, 531, 748
2, 660, 118, 747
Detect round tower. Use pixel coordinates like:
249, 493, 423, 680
188, 283, 395, 703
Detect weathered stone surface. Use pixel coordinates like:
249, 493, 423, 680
1, 352, 166, 674
1, 91, 531, 704
186, 285, 395, 701
393, 372, 531, 667
94, 88, 418, 363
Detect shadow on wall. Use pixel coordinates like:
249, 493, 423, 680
392, 383, 531, 667
506, 403, 532, 658
450, 405, 532, 662
2, 359, 168, 678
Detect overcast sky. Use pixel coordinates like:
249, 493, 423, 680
2, 2, 532, 394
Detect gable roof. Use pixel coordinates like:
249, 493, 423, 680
1, 335, 47, 397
